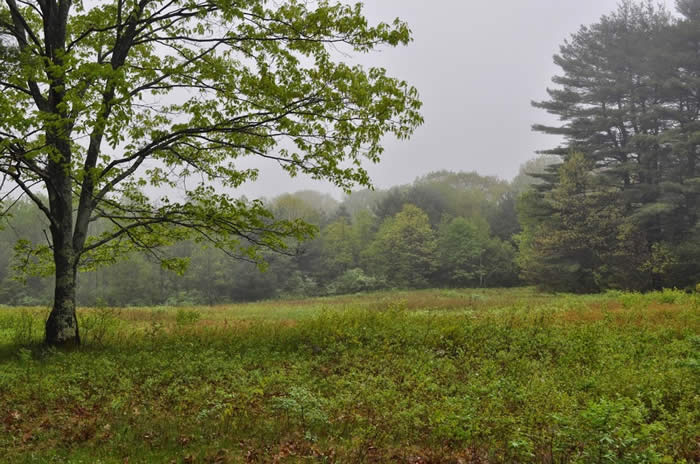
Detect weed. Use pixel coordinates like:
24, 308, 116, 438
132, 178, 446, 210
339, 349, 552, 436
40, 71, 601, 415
11, 310, 36, 345
79, 305, 120, 346
175, 308, 201, 327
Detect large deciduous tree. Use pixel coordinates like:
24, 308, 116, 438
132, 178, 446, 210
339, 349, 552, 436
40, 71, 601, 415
437, 216, 516, 288
0, 0, 422, 346
366, 204, 436, 288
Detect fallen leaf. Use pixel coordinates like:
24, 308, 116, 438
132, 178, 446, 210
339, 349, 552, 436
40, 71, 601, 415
21, 431, 33, 443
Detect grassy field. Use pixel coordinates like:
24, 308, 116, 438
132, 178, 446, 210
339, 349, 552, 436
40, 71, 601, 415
0, 288, 698, 463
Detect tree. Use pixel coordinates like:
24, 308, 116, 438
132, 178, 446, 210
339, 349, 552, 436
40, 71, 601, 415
341, 188, 387, 216
321, 216, 354, 278
0, 1, 422, 346
349, 209, 376, 267
510, 155, 559, 195
533, 1, 672, 167
437, 216, 516, 288
0, 197, 53, 305
365, 204, 436, 288
531, 0, 700, 290
516, 153, 648, 292
437, 216, 490, 287
373, 186, 408, 222
372, 171, 510, 228
487, 191, 519, 242
481, 237, 518, 287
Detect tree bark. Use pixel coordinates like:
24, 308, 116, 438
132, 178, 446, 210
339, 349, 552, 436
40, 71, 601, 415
43, 131, 80, 346
45, 262, 80, 347
45, 231, 80, 347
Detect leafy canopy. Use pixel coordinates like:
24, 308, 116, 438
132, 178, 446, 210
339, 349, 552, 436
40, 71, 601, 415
0, 0, 422, 272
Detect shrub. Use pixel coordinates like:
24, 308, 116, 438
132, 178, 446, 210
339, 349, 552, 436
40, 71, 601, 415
326, 268, 385, 295
273, 386, 328, 433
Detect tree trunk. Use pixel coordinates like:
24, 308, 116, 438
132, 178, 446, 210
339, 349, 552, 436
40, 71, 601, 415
45, 191, 80, 348
44, 163, 81, 346
45, 225, 80, 347
41, 0, 79, 347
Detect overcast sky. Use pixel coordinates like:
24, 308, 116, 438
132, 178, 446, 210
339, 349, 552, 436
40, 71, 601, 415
237, 0, 674, 199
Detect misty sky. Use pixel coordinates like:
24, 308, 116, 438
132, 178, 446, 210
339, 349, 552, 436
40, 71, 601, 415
238, 0, 675, 199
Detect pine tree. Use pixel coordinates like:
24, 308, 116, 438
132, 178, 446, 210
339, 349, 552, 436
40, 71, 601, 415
530, 0, 700, 290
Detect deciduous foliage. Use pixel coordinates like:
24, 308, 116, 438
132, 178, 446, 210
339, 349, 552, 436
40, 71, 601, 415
321, 217, 354, 277
365, 204, 437, 288
437, 217, 489, 287
0, 166, 533, 304
0, 0, 422, 345
437, 216, 517, 288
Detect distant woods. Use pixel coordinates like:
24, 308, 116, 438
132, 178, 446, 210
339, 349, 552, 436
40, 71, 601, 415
0, 167, 547, 306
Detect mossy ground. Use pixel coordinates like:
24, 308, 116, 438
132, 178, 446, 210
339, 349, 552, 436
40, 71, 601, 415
0, 288, 698, 463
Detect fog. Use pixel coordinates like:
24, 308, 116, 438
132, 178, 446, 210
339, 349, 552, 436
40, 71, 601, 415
235, 0, 673, 199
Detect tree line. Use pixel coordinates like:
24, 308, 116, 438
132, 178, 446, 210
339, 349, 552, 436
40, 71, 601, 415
0, 164, 551, 306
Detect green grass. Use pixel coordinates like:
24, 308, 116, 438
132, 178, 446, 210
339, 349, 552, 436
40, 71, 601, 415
0, 288, 698, 463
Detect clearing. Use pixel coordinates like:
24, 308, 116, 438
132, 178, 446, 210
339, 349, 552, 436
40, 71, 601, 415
0, 288, 698, 463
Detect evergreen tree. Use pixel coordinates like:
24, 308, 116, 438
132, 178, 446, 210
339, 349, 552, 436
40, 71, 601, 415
530, 0, 700, 290
517, 154, 635, 292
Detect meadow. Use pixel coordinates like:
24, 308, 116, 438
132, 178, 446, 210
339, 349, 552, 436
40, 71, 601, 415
0, 288, 698, 463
